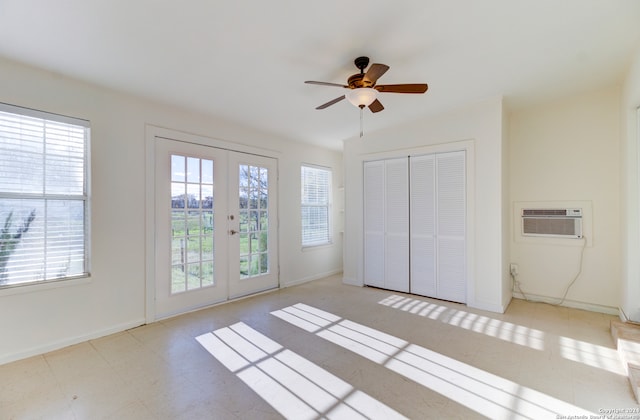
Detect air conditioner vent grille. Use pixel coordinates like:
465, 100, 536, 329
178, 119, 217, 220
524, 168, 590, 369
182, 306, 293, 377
522, 208, 582, 217
521, 208, 582, 238
523, 209, 565, 216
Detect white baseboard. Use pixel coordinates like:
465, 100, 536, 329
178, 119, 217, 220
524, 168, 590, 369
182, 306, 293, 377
511, 291, 618, 315
0, 318, 145, 366
467, 299, 508, 314
620, 307, 629, 322
280, 269, 342, 288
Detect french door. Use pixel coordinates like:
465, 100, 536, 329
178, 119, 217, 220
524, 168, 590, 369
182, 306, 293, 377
154, 138, 278, 318
227, 152, 278, 298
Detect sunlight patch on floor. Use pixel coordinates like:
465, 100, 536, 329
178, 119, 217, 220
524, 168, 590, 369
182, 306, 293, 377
273, 303, 595, 420
379, 294, 546, 350
378, 294, 624, 375
558, 336, 625, 375
196, 322, 407, 420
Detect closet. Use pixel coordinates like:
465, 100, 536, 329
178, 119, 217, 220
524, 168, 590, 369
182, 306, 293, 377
363, 151, 466, 303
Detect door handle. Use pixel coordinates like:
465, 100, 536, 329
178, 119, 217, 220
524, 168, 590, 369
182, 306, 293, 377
229, 229, 238, 235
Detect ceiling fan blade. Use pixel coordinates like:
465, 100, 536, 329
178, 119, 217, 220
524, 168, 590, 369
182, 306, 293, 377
363, 63, 390, 85
368, 99, 384, 113
375, 84, 428, 93
316, 95, 346, 110
305, 81, 349, 88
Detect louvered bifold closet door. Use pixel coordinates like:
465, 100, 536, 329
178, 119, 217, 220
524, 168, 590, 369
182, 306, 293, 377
436, 151, 466, 303
364, 161, 385, 288
384, 158, 409, 293
363, 158, 409, 292
409, 155, 436, 297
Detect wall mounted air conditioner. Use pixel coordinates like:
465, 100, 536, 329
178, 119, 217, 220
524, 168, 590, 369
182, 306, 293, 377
521, 208, 582, 239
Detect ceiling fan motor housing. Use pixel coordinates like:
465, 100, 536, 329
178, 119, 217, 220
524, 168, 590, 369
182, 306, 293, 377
348, 73, 374, 89
349, 56, 374, 89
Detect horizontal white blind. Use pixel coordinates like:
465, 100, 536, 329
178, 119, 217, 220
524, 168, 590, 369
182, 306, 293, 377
0, 104, 89, 286
301, 165, 331, 246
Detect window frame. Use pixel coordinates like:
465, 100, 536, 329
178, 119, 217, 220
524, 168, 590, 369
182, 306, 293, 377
300, 163, 333, 248
0, 102, 91, 288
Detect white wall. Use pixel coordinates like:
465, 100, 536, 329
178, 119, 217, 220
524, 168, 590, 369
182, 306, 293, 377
621, 48, 640, 322
343, 97, 509, 313
0, 57, 343, 364
509, 86, 621, 313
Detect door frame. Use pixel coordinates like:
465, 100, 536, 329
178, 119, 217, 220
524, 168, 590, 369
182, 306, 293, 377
144, 125, 281, 322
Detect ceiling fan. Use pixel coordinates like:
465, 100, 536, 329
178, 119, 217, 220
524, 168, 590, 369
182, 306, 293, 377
305, 56, 428, 113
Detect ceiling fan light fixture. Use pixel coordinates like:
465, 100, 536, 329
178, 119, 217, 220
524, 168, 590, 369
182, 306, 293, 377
345, 87, 377, 108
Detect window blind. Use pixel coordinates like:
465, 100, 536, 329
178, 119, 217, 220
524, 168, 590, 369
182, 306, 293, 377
301, 165, 331, 246
0, 103, 89, 286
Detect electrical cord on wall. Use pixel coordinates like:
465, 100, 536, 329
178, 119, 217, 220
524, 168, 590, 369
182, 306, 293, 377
512, 235, 588, 306
512, 272, 530, 301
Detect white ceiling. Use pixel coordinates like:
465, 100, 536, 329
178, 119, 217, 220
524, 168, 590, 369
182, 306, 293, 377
1, 1, 639, 150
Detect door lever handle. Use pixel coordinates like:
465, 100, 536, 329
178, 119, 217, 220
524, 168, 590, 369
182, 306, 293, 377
229, 229, 238, 235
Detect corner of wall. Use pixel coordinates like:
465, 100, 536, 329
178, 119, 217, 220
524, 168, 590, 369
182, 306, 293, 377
341, 275, 362, 287
501, 99, 512, 313
621, 47, 640, 322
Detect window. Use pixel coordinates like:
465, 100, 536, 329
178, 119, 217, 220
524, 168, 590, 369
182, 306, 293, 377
0, 103, 89, 287
301, 164, 332, 247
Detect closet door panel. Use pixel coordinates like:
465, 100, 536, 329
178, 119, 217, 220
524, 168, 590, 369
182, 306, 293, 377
365, 234, 385, 287
384, 158, 409, 292
437, 238, 466, 302
437, 152, 466, 237
436, 151, 466, 303
364, 161, 385, 288
386, 234, 409, 292
411, 239, 435, 296
410, 155, 436, 297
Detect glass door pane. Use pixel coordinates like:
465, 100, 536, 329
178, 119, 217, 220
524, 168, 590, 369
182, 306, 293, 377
228, 152, 278, 298
170, 154, 215, 293
238, 164, 269, 278
154, 138, 227, 319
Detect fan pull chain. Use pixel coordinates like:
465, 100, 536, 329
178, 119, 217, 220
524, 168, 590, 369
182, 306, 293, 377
359, 106, 364, 138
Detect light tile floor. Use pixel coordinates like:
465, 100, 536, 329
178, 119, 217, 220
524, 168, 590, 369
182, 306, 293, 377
1, 274, 639, 419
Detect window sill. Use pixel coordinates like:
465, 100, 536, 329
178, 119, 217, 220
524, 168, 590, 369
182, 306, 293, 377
0, 275, 92, 297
